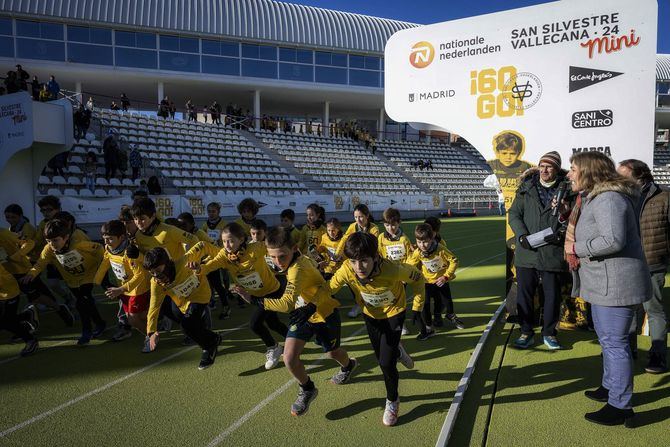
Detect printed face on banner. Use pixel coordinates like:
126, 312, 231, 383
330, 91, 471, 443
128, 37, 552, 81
384, 0, 657, 169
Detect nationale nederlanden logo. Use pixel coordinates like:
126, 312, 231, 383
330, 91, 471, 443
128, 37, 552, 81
409, 41, 435, 69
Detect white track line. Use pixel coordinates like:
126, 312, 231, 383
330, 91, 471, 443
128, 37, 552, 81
435, 252, 507, 447
208, 251, 506, 446
0, 324, 247, 439
206, 325, 368, 447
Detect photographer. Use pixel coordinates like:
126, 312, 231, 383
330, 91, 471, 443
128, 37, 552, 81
508, 151, 574, 350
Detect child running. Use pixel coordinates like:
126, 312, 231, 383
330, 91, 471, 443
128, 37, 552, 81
201, 202, 233, 319
185, 223, 288, 370
298, 204, 326, 263
22, 219, 106, 345
1, 262, 39, 356
336, 204, 380, 318
236, 226, 357, 416
407, 223, 463, 340
328, 232, 424, 426
279, 209, 302, 245
143, 247, 221, 370
94, 220, 151, 352
235, 198, 260, 236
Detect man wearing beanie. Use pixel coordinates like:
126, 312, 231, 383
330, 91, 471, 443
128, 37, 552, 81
508, 150, 575, 350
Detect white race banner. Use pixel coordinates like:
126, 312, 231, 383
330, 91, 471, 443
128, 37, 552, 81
385, 0, 657, 167
0, 91, 33, 168
53, 196, 129, 224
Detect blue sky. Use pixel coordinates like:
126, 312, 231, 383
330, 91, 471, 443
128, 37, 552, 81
289, 0, 669, 53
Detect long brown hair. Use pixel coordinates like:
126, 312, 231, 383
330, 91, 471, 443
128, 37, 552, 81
569, 152, 625, 192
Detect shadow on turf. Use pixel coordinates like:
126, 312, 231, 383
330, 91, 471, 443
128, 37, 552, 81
325, 390, 452, 425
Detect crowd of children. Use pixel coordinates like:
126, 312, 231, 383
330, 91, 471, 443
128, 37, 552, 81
1, 195, 464, 426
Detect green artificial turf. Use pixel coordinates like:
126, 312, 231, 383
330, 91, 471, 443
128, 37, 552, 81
0, 217, 506, 447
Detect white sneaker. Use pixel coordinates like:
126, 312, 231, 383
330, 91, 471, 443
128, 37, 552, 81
383, 399, 400, 426
141, 336, 153, 353
264, 344, 283, 370
397, 343, 414, 369
401, 324, 410, 336
347, 304, 361, 318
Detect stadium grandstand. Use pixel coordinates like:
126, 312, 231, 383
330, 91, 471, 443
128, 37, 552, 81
0, 3, 668, 222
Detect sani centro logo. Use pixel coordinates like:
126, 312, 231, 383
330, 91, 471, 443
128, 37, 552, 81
409, 41, 435, 68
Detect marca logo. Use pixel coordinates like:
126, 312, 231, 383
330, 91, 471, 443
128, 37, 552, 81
572, 109, 613, 129
572, 146, 612, 156
580, 29, 640, 59
569, 66, 623, 93
409, 41, 434, 69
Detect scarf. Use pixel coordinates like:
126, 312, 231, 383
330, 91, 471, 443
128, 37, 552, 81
327, 231, 342, 242
420, 240, 438, 258
384, 228, 403, 241
226, 242, 247, 262
109, 238, 129, 256
356, 258, 382, 286
564, 193, 583, 271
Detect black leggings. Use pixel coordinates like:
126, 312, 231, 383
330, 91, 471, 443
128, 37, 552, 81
207, 269, 231, 306
423, 283, 453, 325
169, 301, 218, 350
14, 273, 57, 303
0, 297, 34, 342
250, 275, 288, 347
364, 312, 405, 401
70, 284, 105, 333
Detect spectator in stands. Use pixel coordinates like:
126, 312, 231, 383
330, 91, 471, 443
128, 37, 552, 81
211, 101, 222, 125
118, 138, 129, 179
73, 105, 87, 140
15, 65, 29, 91
85, 96, 94, 112
84, 151, 97, 192
47, 151, 69, 177
147, 176, 162, 195
426, 160, 434, 170
30, 75, 40, 100
417, 159, 425, 170
158, 96, 170, 119
38, 84, 51, 102
617, 159, 669, 374
46, 75, 60, 100
370, 138, 377, 155
110, 101, 120, 111
4, 71, 19, 94
186, 100, 196, 122
508, 151, 572, 351
567, 152, 650, 426
169, 100, 176, 119
129, 145, 142, 180
103, 131, 120, 179
202, 105, 208, 123
120, 93, 130, 112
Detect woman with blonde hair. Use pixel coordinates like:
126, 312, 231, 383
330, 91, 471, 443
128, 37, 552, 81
564, 151, 650, 427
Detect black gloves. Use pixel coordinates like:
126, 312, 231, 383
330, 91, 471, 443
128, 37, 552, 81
289, 302, 317, 326
518, 234, 532, 250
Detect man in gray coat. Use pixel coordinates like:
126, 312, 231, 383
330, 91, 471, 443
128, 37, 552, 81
617, 159, 669, 374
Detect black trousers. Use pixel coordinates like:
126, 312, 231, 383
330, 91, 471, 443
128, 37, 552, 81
14, 273, 56, 303
170, 301, 218, 350
0, 297, 34, 342
516, 267, 562, 337
250, 275, 288, 347
364, 312, 405, 401
70, 284, 105, 333
423, 283, 453, 325
207, 269, 231, 306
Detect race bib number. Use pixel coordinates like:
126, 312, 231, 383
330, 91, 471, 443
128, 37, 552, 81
0, 247, 7, 263
207, 229, 221, 243
422, 256, 444, 274
110, 260, 128, 281
385, 244, 406, 261
295, 295, 307, 309
264, 255, 275, 270
326, 247, 337, 260
55, 250, 85, 274
237, 271, 264, 291
170, 274, 200, 299
360, 290, 397, 308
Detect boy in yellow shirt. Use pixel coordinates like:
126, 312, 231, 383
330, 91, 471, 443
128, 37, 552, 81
143, 247, 221, 370
235, 198, 260, 236
185, 223, 288, 370
279, 209, 302, 245
236, 227, 357, 416
407, 224, 463, 340
200, 202, 234, 319
22, 219, 106, 345
377, 208, 413, 263
298, 204, 326, 263
1, 262, 39, 356
328, 233, 424, 426
94, 220, 151, 352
